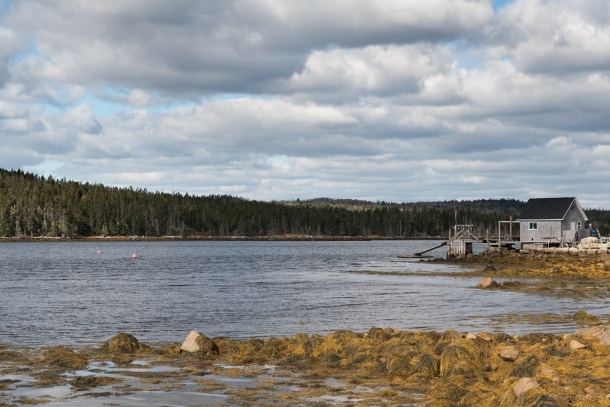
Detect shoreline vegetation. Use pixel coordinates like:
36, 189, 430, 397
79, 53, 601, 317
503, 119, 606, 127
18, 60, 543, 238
0, 234, 447, 242
5, 167, 610, 243
3, 254, 610, 406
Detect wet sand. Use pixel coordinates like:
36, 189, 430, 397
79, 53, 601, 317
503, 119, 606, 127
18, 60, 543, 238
2, 253, 610, 406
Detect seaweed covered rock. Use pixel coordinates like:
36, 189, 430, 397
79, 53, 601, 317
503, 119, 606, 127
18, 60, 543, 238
365, 327, 395, 341
41, 346, 88, 370
103, 332, 149, 353
440, 345, 475, 376
484, 263, 497, 272
180, 330, 220, 355
572, 309, 600, 325
411, 352, 440, 377
574, 325, 610, 345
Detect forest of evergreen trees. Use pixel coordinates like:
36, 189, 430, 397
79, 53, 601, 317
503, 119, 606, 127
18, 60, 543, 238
1, 168, 609, 239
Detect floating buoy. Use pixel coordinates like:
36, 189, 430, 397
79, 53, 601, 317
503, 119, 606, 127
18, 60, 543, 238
132, 253, 138, 259
97, 250, 101, 255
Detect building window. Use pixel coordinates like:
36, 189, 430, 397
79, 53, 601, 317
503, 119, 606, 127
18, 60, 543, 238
577, 221, 581, 229
529, 222, 538, 230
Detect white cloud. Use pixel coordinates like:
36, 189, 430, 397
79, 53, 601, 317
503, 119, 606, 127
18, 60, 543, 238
287, 45, 454, 98
1, 0, 610, 207
489, 0, 610, 74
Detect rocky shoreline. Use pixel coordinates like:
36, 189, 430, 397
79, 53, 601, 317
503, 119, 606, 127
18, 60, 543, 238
2, 321, 610, 407
2, 254, 610, 406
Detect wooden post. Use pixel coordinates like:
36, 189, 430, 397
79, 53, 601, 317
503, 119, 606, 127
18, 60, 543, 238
509, 216, 513, 240
498, 221, 501, 248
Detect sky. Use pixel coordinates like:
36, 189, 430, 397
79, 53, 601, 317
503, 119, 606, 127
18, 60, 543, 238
1, 0, 610, 208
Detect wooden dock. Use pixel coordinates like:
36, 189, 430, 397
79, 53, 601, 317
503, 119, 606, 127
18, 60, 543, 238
400, 219, 521, 258
486, 218, 520, 250
447, 224, 480, 257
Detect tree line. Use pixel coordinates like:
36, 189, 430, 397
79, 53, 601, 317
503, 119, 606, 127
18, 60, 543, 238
1, 168, 608, 239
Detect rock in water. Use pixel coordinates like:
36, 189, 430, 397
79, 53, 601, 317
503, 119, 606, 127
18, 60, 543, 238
180, 330, 220, 354
476, 277, 499, 288
104, 332, 147, 353
572, 310, 600, 324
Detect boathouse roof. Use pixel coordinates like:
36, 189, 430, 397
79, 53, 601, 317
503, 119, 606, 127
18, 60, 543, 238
518, 197, 586, 221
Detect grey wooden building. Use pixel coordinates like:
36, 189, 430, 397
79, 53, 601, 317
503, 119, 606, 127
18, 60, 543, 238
517, 197, 588, 248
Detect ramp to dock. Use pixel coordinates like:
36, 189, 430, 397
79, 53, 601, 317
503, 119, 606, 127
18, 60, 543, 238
414, 241, 447, 256
398, 241, 447, 258
398, 225, 484, 258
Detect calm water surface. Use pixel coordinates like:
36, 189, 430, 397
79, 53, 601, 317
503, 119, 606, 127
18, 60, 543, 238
1, 240, 609, 347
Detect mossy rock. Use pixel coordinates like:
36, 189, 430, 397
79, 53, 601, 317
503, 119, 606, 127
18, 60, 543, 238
71, 375, 121, 390
41, 346, 88, 370
365, 327, 395, 342
511, 355, 539, 378
103, 333, 149, 354
573, 310, 600, 325
440, 345, 474, 377
520, 333, 562, 346
411, 353, 439, 377
386, 352, 416, 374
278, 353, 312, 368
195, 335, 220, 355
261, 337, 286, 357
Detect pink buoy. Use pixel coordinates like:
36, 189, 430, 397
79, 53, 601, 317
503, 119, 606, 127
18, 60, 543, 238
132, 253, 138, 259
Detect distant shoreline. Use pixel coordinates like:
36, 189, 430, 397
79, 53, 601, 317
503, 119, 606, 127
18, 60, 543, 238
0, 235, 447, 242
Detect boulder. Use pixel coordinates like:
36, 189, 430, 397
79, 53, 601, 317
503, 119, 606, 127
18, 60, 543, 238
499, 346, 520, 362
499, 281, 521, 288
103, 332, 148, 353
513, 377, 539, 397
42, 346, 89, 369
484, 263, 497, 272
580, 237, 599, 245
572, 310, 600, 324
569, 340, 587, 350
476, 277, 499, 289
477, 332, 495, 342
365, 327, 394, 341
574, 325, 610, 345
180, 330, 220, 354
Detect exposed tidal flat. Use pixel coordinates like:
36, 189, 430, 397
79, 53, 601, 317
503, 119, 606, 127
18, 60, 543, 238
2, 241, 610, 405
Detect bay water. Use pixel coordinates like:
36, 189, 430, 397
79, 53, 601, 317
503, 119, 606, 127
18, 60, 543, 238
1, 240, 608, 347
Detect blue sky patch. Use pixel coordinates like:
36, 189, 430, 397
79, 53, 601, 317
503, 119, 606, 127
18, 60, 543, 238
494, 0, 514, 12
